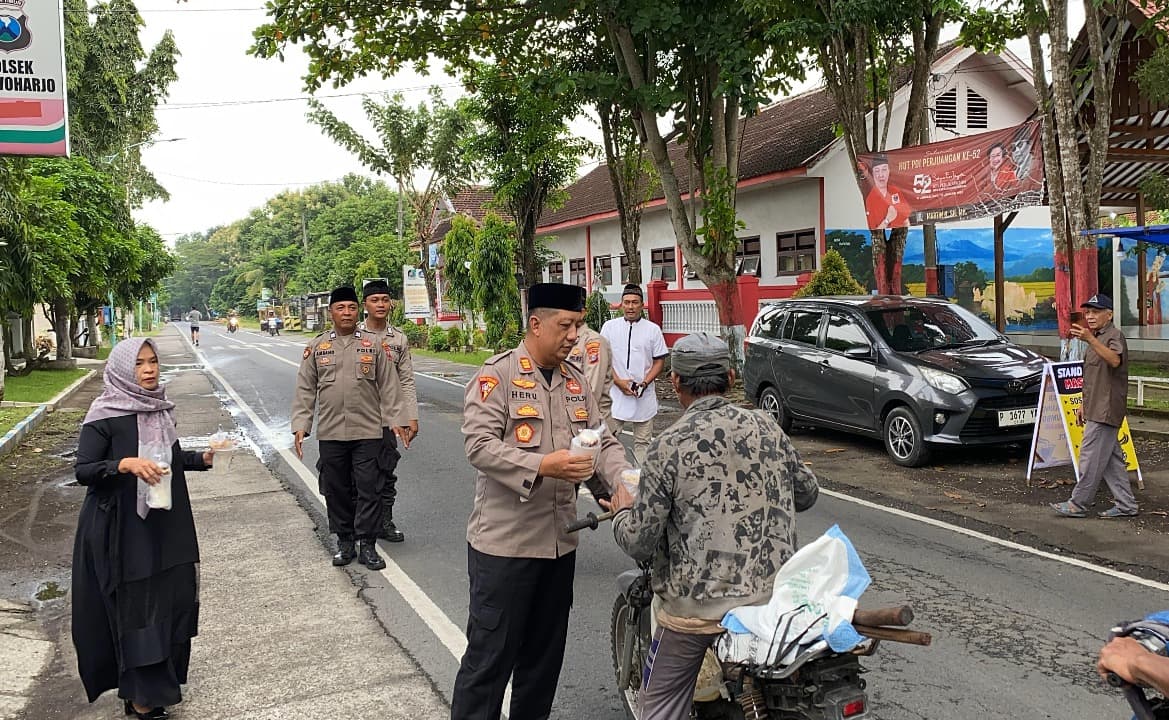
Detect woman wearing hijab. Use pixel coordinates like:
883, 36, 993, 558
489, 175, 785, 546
72, 338, 214, 719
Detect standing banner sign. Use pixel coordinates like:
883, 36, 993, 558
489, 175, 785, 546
0, 0, 68, 156
856, 120, 1043, 230
1026, 361, 1142, 485
402, 265, 430, 320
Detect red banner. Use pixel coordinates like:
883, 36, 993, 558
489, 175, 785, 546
857, 121, 1044, 230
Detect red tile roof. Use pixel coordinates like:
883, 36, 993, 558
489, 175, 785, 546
429, 186, 497, 244
538, 88, 841, 231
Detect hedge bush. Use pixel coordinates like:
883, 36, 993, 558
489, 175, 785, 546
447, 326, 465, 351
428, 326, 450, 352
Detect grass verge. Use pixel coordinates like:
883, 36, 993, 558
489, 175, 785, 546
413, 349, 494, 366
0, 406, 35, 436
1130, 361, 1169, 378
3, 368, 89, 403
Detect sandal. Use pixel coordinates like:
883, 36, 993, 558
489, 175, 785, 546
124, 700, 168, 719
1050, 501, 1087, 518
1098, 506, 1138, 518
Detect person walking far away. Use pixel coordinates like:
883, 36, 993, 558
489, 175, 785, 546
1051, 294, 1138, 519
72, 338, 216, 719
601, 283, 669, 466
291, 286, 403, 570
358, 279, 417, 543
452, 282, 633, 720
603, 333, 819, 720
186, 306, 201, 346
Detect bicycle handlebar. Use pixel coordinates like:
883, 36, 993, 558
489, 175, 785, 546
565, 510, 614, 534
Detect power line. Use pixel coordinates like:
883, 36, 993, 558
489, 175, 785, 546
156, 83, 462, 110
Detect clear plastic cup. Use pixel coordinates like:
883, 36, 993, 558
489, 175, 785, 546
620, 468, 641, 497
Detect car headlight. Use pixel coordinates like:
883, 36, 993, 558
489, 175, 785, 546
921, 366, 968, 394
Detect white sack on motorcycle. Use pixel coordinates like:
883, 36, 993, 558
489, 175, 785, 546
717, 525, 871, 666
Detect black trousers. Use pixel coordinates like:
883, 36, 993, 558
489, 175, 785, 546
450, 546, 576, 720
379, 427, 402, 510
318, 439, 383, 540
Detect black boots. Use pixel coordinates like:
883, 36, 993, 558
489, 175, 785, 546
378, 515, 405, 543
332, 537, 356, 566
358, 539, 386, 570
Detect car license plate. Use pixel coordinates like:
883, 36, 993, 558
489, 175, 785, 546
997, 407, 1037, 427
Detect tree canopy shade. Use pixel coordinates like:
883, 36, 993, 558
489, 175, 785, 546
461, 63, 590, 290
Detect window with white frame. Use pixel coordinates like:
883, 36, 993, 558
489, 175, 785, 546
935, 88, 957, 130
966, 88, 988, 129
620, 254, 630, 283
595, 256, 613, 287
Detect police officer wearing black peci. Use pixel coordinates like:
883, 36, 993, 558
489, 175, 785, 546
291, 286, 402, 571
452, 282, 632, 720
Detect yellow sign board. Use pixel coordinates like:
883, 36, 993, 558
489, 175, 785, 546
1026, 361, 1141, 483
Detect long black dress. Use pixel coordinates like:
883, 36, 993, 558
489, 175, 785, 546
72, 415, 207, 708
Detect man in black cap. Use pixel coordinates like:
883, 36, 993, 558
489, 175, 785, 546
604, 334, 819, 718
1052, 294, 1138, 518
291, 286, 404, 569
601, 283, 669, 466
453, 283, 633, 720
359, 279, 417, 543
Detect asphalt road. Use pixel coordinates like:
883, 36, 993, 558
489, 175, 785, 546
184, 322, 1167, 720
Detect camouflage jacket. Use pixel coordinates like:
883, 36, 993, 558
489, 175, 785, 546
612, 395, 819, 621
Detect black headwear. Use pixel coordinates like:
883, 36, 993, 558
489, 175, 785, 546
621, 283, 644, 300
362, 280, 392, 299
329, 286, 359, 306
528, 283, 585, 312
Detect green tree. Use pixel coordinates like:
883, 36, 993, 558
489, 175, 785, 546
442, 214, 479, 333
65, 0, 179, 207
462, 63, 591, 291
794, 250, 865, 297
472, 213, 521, 349
306, 90, 473, 308
584, 290, 611, 332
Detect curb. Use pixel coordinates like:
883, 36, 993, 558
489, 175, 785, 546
0, 405, 46, 458
0, 368, 96, 459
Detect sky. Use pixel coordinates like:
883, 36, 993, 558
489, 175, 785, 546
131, 0, 1074, 243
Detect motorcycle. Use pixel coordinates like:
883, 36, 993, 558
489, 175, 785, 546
567, 511, 930, 720
227, 316, 239, 333
1106, 615, 1169, 719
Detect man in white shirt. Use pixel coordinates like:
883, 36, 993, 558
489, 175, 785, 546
601, 284, 669, 466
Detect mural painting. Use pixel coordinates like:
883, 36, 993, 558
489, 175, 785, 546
827, 227, 1058, 331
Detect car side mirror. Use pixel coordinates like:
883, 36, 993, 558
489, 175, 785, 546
845, 346, 874, 360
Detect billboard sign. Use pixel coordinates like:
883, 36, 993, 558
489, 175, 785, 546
857, 120, 1043, 230
0, 0, 68, 157
402, 265, 430, 320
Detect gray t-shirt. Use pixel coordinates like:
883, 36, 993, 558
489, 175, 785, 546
187, 310, 202, 327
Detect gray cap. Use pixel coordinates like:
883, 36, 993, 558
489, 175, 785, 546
671, 333, 731, 378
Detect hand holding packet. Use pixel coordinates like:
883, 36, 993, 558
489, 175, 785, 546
569, 427, 602, 471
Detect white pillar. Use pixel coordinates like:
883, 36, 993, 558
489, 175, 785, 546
1112, 236, 1122, 325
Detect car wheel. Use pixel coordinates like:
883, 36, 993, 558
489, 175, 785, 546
758, 386, 792, 433
883, 406, 931, 467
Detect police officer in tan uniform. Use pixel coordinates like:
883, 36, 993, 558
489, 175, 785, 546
291, 286, 401, 571
568, 316, 613, 421
359, 279, 418, 542
451, 283, 632, 720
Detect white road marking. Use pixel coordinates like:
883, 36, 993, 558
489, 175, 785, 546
182, 334, 515, 712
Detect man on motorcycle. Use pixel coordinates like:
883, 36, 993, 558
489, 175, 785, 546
1099, 634, 1169, 697
603, 333, 820, 720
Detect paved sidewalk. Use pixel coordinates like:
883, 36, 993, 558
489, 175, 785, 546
9, 330, 448, 719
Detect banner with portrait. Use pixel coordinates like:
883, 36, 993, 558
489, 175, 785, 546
856, 121, 1044, 230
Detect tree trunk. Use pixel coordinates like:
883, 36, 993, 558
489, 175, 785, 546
52, 296, 73, 361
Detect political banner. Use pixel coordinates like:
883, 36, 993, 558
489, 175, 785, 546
1026, 361, 1142, 484
0, 0, 68, 156
857, 120, 1043, 230
402, 265, 430, 320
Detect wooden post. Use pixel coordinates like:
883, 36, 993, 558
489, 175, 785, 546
994, 214, 1006, 332
1137, 192, 1147, 326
